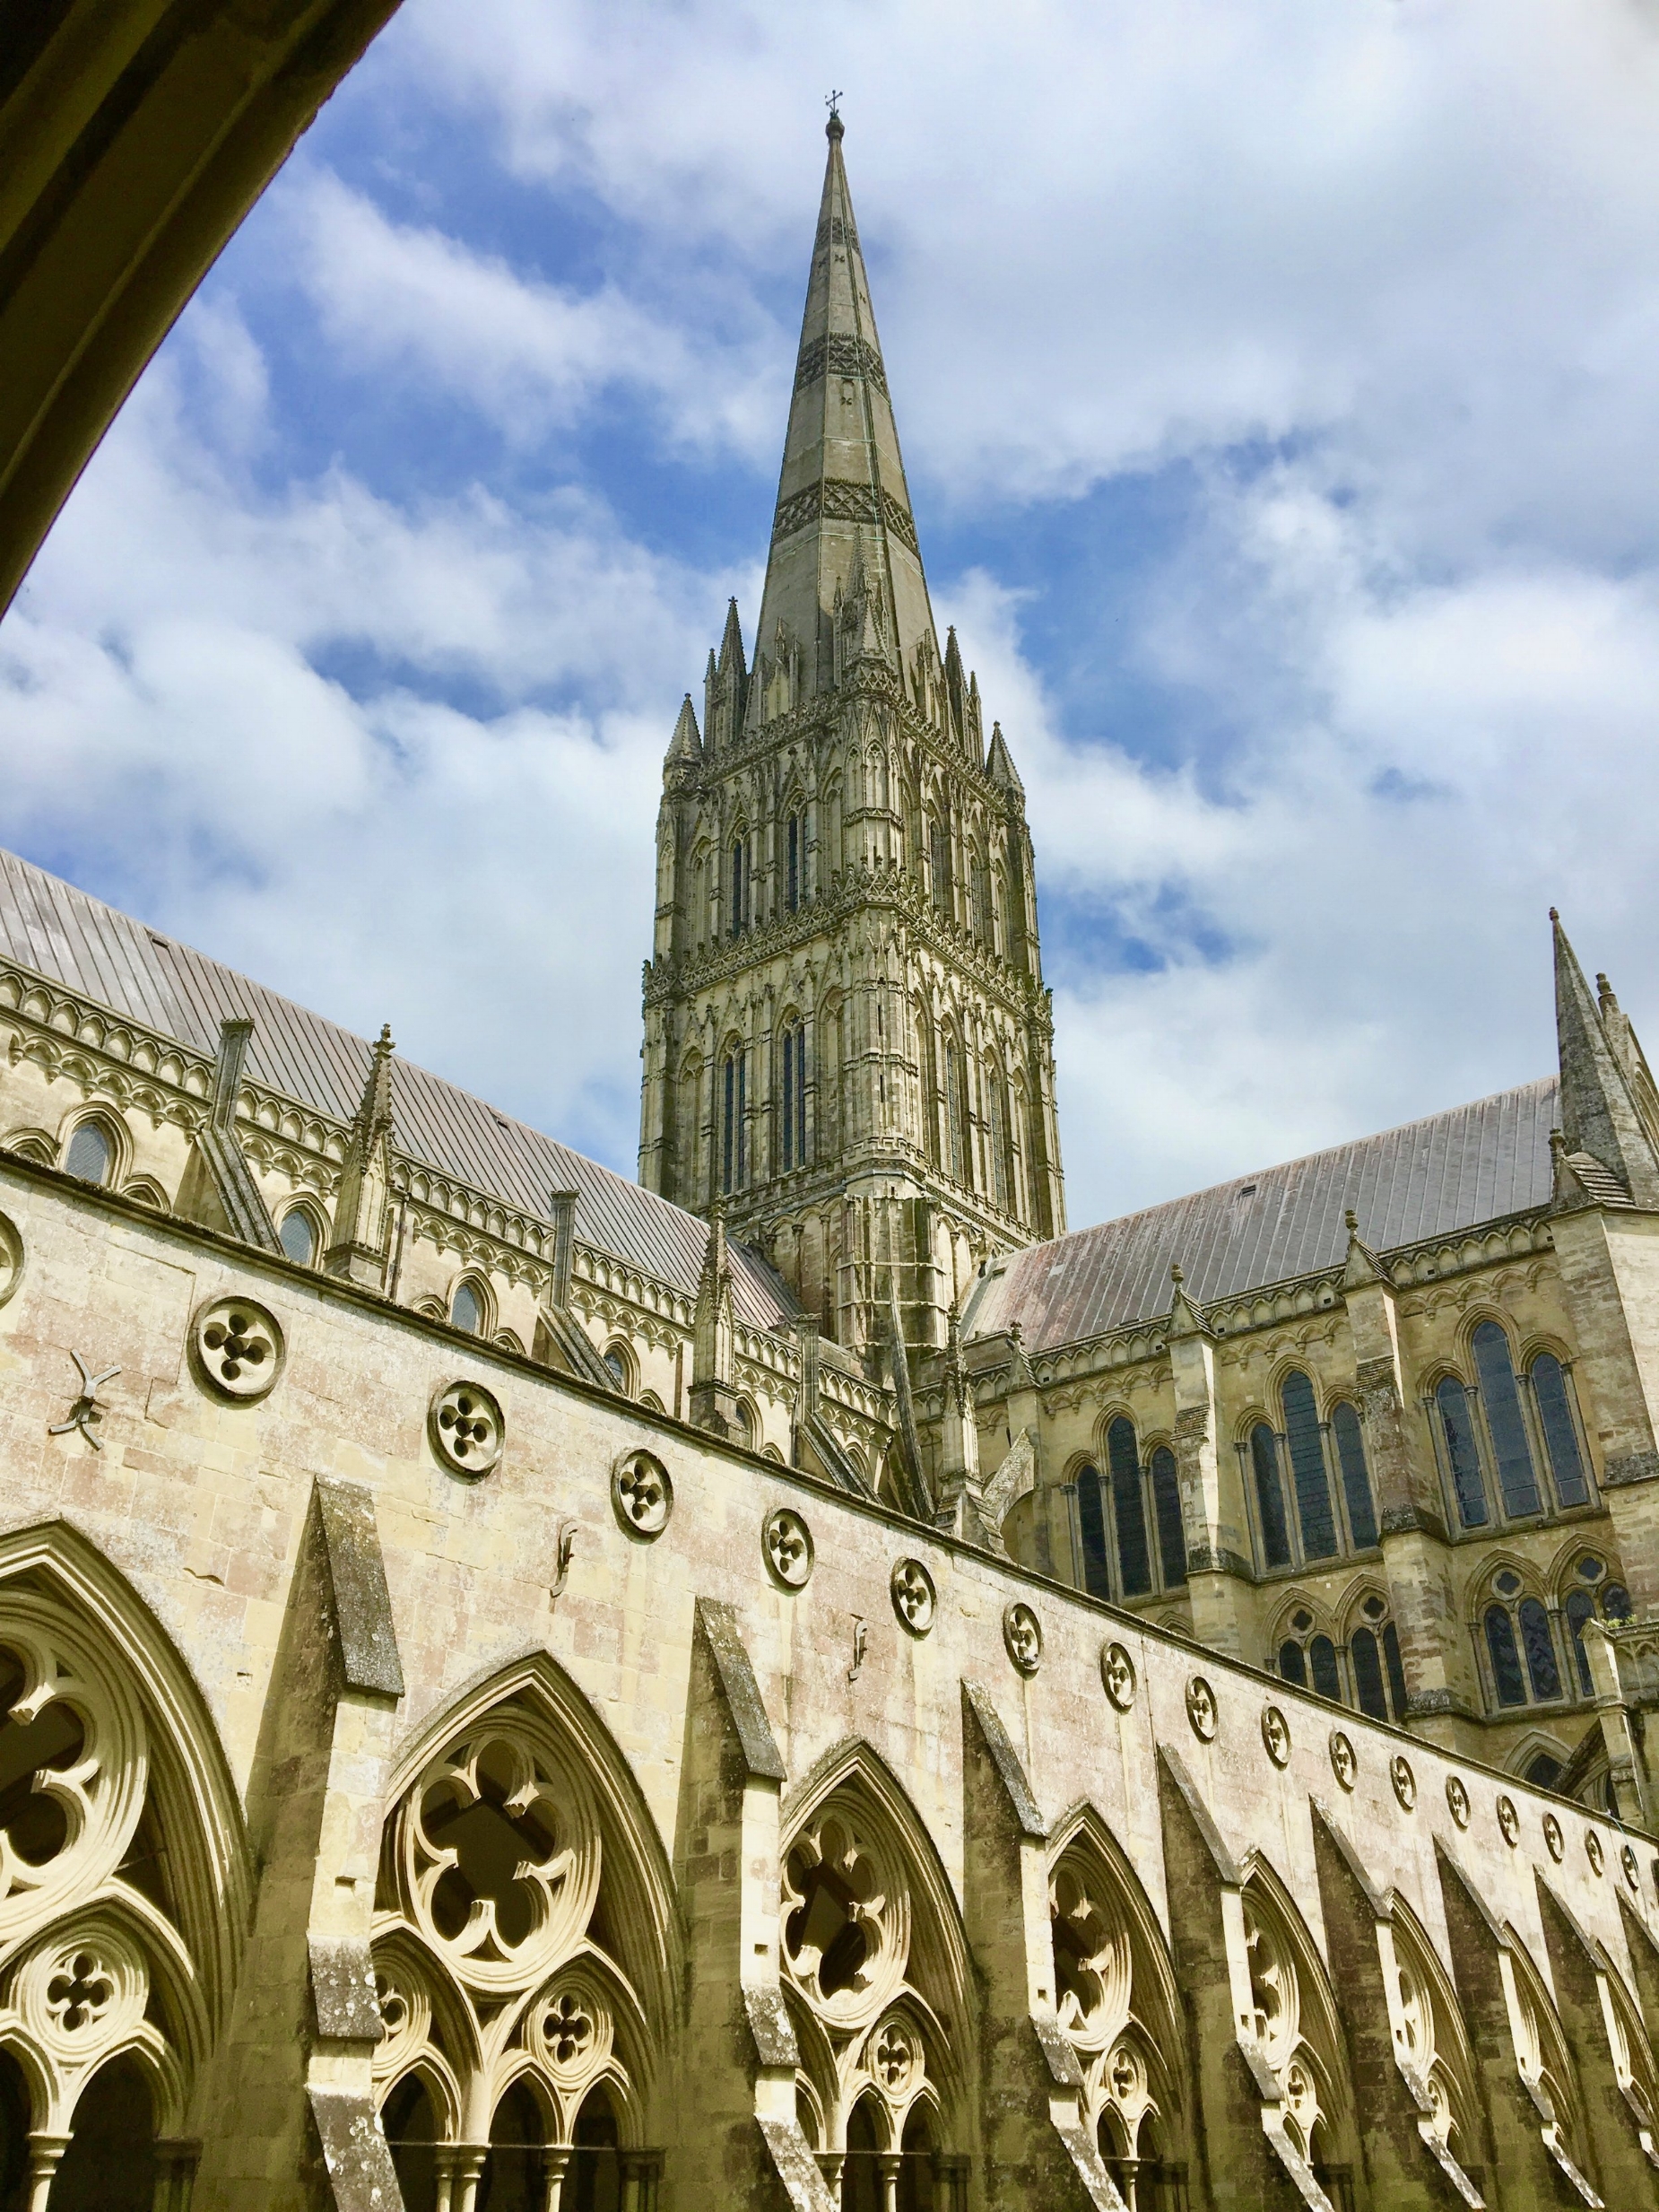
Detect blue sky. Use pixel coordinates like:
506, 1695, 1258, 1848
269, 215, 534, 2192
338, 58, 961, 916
6, 0, 1659, 1227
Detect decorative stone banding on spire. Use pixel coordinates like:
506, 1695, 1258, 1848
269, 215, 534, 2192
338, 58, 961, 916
770, 479, 917, 555
795, 333, 888, 396
813, 213, 860, 255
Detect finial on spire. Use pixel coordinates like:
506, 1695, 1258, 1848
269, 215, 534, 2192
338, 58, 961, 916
1170, 1261, 1184, 1285
825, 89, 845, 139
1550, 907, 1559, 923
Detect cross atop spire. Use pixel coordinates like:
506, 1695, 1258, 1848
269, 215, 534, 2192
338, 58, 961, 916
749, 112, 938, 714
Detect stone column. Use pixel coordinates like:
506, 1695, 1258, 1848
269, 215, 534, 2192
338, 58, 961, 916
25, 2136, 70, 2212
539, 2145, 571, 2211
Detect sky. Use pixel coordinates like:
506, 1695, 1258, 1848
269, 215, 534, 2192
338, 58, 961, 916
4, 0, 1659, 1231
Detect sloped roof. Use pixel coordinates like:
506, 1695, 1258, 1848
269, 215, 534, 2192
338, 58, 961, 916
0, 848, 797, 1330
964, 1078, 1559, 1355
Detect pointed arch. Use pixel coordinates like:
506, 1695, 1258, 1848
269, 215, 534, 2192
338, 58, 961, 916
1238, 1851, 1359, 2180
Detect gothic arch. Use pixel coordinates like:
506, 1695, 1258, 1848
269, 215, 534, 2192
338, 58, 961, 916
1238, 1852, 1359, 2182
779, 1738, 973, 2164
1047, 1802, 1189, 2174
0, 1520, 252, 2171
1383, 1895, 1485, 2182
372, 1652, 680, 2182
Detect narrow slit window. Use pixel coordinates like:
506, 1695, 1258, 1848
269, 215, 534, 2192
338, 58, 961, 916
1331, 1402, 1377, 1549
1529, 1353, 1588, 1507
1151, 1446, 1186, 1587
1076, 1467, 1111, 1600
1437, 1376, 1489, 1528
1281, 1371, 1338, 1560
1308, 1634, 1342, 1703
1485, 1605, 1527, 1707
1107, 1417, 1151, 1598
786, 815, 801, 912
1251, 1424, 1291, 1569
1472, 1321, 1541, 1517
1351, 1628, 1388, 1720
729, 839, 746, 937
721, 1053, 745, 1194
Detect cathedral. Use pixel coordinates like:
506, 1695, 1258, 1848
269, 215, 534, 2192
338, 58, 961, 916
0, 111, 1657, 2212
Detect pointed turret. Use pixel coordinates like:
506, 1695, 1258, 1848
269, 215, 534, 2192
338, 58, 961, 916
986, 721, 1024, 803
1341, 1207, 1389, 1291
943, 626, 966, 746
327, 1024, 397, 1286
751, 110, 938, 709
689, 1211, 743, 1437
705, 600, 749, 750
1166, 1261, 1210, 1340
1552, 910, 1659, 1207
664, 693, 701, 787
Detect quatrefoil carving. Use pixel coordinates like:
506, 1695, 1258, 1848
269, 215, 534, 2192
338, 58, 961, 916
527, 1972, 614, 2091
402, 1724, 600, 1994
763, 1507, 813, 1589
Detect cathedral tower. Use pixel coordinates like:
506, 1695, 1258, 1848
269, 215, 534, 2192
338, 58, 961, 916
638, 113, 1065, 1354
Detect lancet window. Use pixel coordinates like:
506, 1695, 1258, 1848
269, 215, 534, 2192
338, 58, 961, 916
373, 1681, 663, 2212
1273, 1592, 1407, 1722
728, 837, 749, 938
1048, 1816, 1187, 2207
1075, 1424, 1186, 1603
780, 1020, 808, 1174
63, 1119, 115, 1187
279, 1206, 319, 1267
1480, 1569, 1563, 1710
786, 813, 804, 914
1429, 1322, 1594, 1533
722, 1049, 747, 1196
781, 1761, 968, 2211
1246, 1381, 1377, 1572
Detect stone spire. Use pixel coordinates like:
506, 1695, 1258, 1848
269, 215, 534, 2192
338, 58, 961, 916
986, 721, 1024, 800
750, 110, 937, 710
326, 1024, 396, 1286
1552, 910, 1659, 1208
664, 693, 701, 783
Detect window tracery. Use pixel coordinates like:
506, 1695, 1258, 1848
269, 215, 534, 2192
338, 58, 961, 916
781, 1767, 966, 2206
373, 1691, 658, 2211
1381, 1911, 1481, 2191
1480, 1568, 1566, 1711
1561, 1551, 1631, 1696
1239, 1877, 1355, 2197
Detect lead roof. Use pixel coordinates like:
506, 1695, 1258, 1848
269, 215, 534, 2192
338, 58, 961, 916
0, 847, 797, 1329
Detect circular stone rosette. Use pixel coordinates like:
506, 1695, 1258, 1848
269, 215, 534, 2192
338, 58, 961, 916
0, 1210, 23, 1308
1587, 1828, 1606, 1877
612, 1449, 673, 1538
429, 1379, 504, 1477
1328, 1731, 1357, 1791
1542, 1812, 1565, 1861
1186, 1676, 1218, 1742
1101, 1642, 1136, 1711
890, 1557, 936, 1636
1261, 1703, 1291, 1768
1003, 1602, 1042, 1676
1624, 1843, 1641, 1891
762, 1505, 813, 1589
1445, 1774, 1471, 1829
1497, 1794, 1519, 1846
1390, 1755, 1417, 1811
191, 1293, 284, 1403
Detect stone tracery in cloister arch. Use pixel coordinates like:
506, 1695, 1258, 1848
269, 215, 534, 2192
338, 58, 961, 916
369, 1655, 678, 2212
1239, 1858, 1360, 2194
1381, 1898, 1486, 2188
1047, 1805, 1191, 2191
0, 1522, 249, 2208
779, 1742, 972, 2203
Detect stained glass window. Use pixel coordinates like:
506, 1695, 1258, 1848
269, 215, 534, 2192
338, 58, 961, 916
1076, 1467, 1111, 1599
1251, 1424, 1291, 1569
1437, 1375, 1489, 1528
1107, 1417, 1151, 1598
1309, 1635, 1342, 1702
1282, 1371, 1337, 1559
1519, 1597, 1561, 1700
1279, 1641, 1307, 1687
1485, 1605, 1526, 1706
1331, 1402, 1377, 1549
1151, 1446, 1186, 1587
1351, 1628, 1387, 1720
1472, 1321, 1540, 1517
1382, 1621, 1408, 1720
1529, 1353, 1587, 1507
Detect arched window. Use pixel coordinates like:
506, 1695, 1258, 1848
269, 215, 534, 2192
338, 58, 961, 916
279, 1207, 317, 1267
1351, 1627, 1387, 1720
1349, 1598, 1408, 1722
1307, 1635, 1341, 1701
779, 1020, 807, 1173
929, 817, 952, 919
450, 1280, 484, 1335
986, 1065, 1010, 1211
943, 1032, 968, 1185
64, 1119, 113, 1184
1436, 1375, 1489, 1528
1563, 1552, 1629, 1695
785, 812, 803, 912
721, 1049, 746, 1194
1276, 1614, 1340, 1701
1107, 1417, 1151, 1598
1524, 1751, 1566, 1792
970, 848, 991, 942
1150, 1446, 1186, 1587
1250, 1424, 1291, 1570
1483, 1570, 1563, 1709
1330, 1402, 1377, 1549
1472, 1321, 1540, 1518
1076, 1467, 1111, 1600
1529, 1352, 1588, 1507
1281, 1371, 1337, 1560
